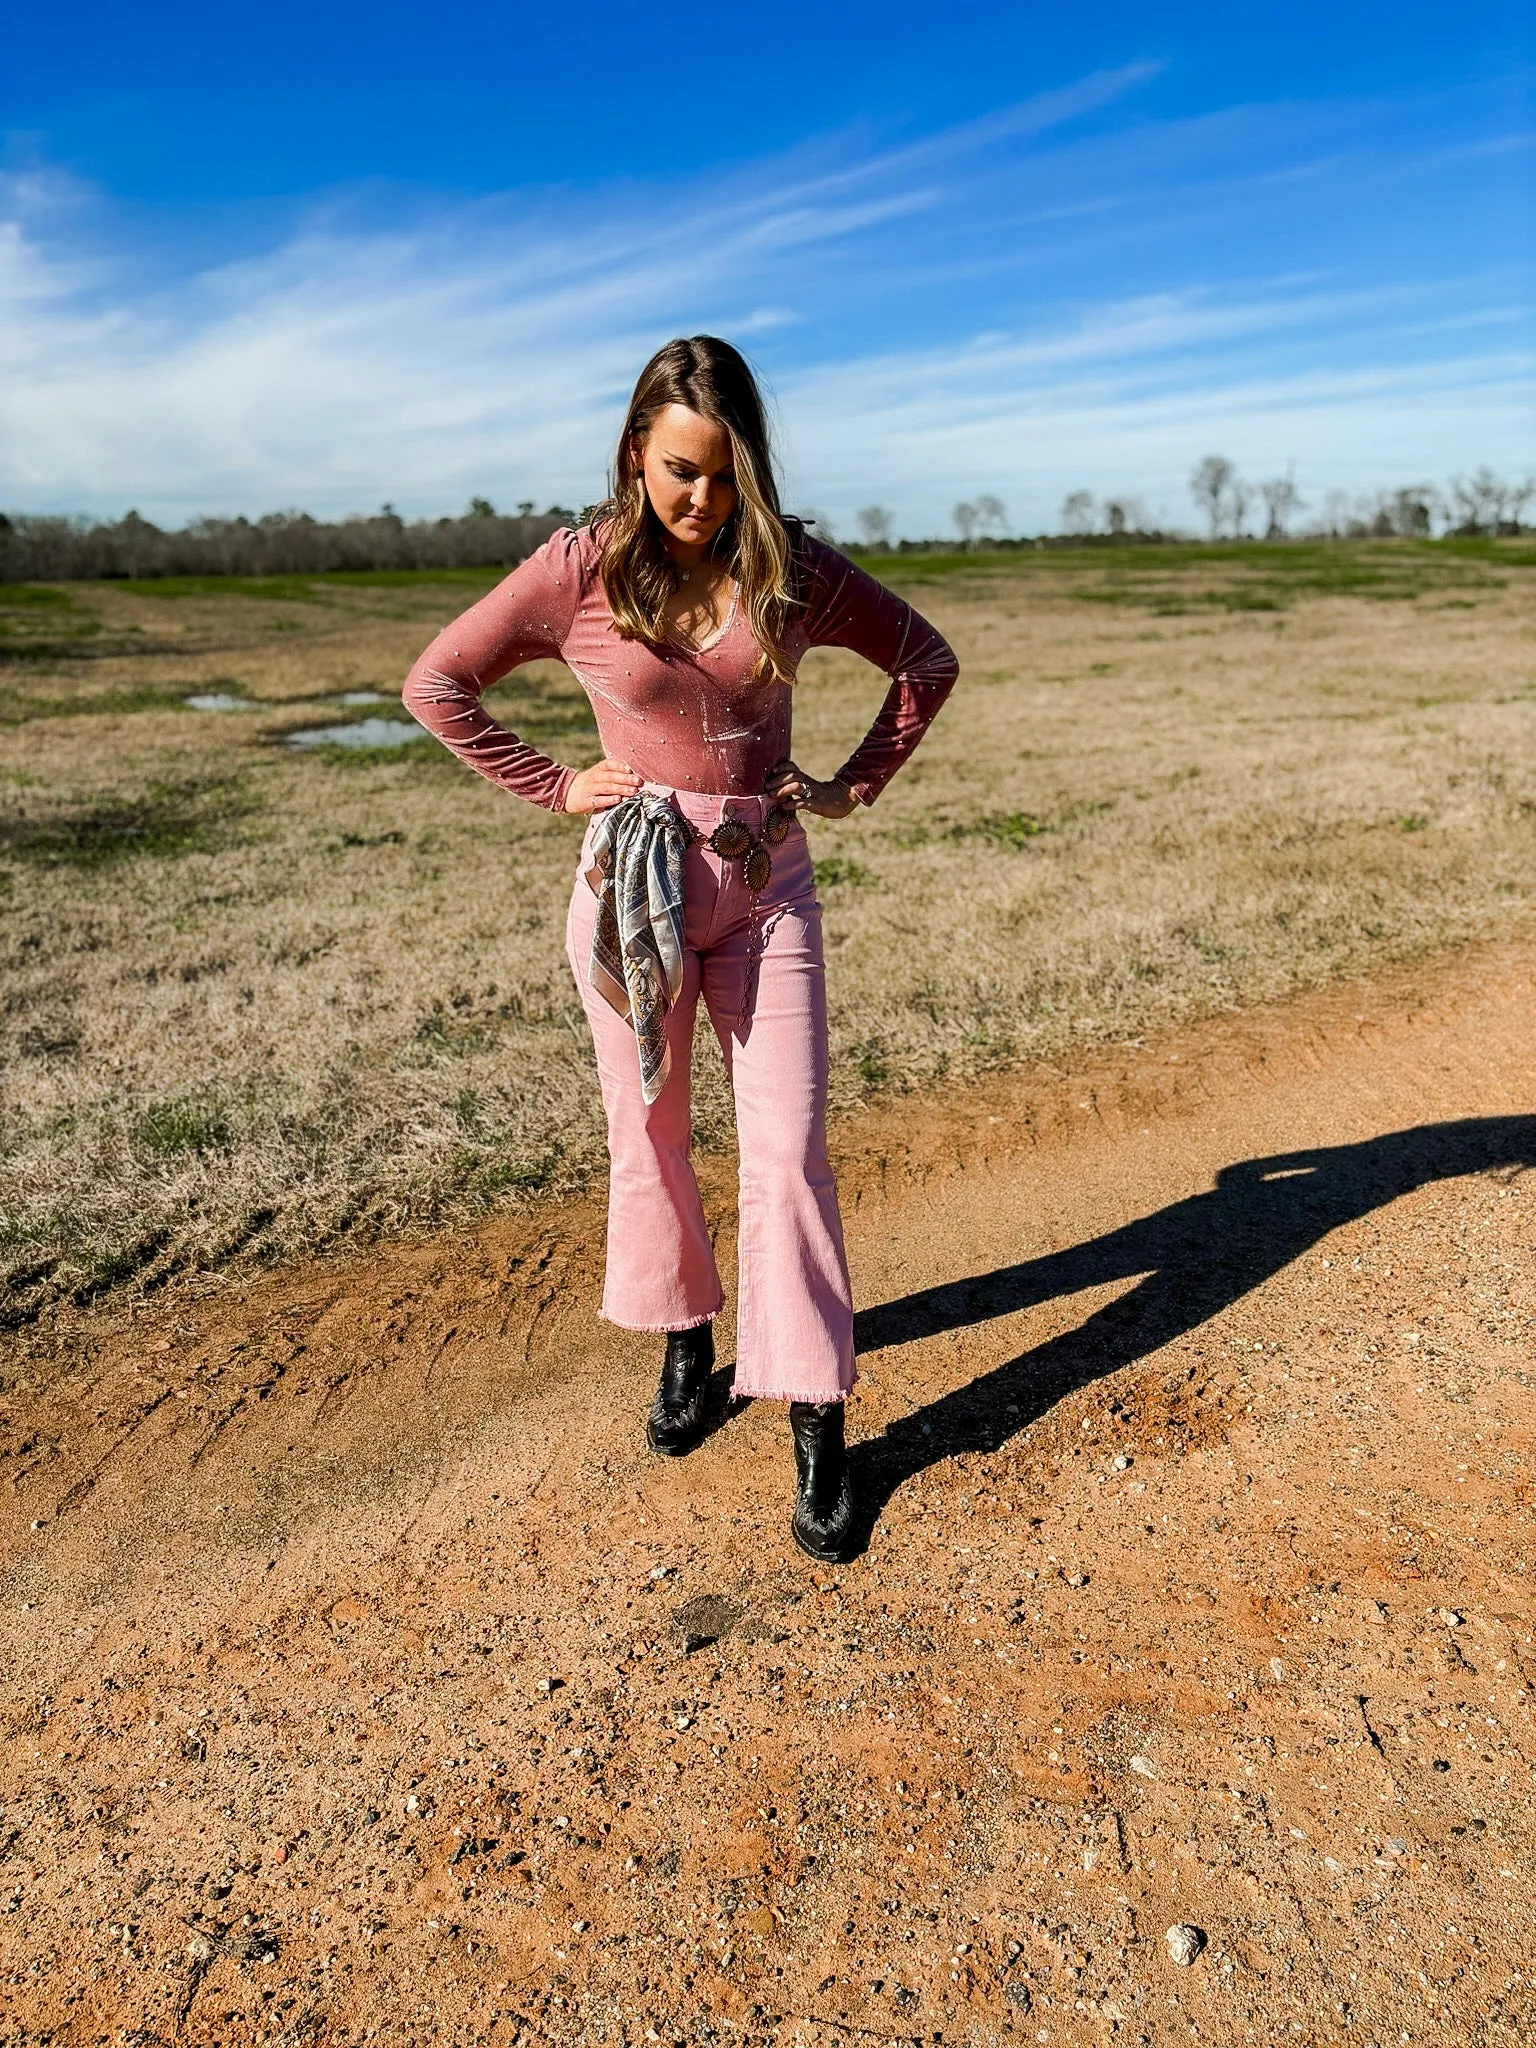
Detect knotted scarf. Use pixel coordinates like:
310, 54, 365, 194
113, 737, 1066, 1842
583, 792, 692, 1104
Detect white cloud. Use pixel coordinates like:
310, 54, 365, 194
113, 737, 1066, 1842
0, 71, 1529, 535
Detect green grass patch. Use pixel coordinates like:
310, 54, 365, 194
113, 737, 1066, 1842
0, 680, 190, 725
0, 777, 248, 866
117, 575, 336, 602
290, 736, 435, 769
852, 1036, 891, 1091
305, 567, 515, 590
336, 828, 406, 849
132, 1097, 233, 1157
856, 537, 1525, 611
892, 809, 1051, 851
813, 855, 872, 889
966, 810, 1050, 849
1069, 543, 1506, 611
1435, 537, 1536, 566
456, 1143, 564, 1197
113, 566, 510, 601
849, 546, 1030, 585
0, 583, 109, 661
910, 810, 1052, 851
415, 1009, 497, 1058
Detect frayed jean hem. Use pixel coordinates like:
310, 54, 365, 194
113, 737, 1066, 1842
599, 1306, 721, 1335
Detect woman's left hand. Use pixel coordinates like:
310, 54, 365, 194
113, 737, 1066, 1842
765, 758, 856, 820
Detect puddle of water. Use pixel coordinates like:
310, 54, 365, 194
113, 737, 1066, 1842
185, 693, 254, 712
337, 691, 386, 705
287, 719, 428, 751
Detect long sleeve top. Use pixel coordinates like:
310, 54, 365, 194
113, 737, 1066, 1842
401, 526, 958, 811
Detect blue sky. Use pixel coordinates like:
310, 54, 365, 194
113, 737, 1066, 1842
2, 1, 1531, 534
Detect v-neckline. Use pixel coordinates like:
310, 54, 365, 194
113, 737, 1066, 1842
676, 591, 739, 659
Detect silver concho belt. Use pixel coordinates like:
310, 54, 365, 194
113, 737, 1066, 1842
703, 802, 796, 892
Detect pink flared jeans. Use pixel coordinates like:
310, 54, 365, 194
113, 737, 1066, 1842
565, 787, 857, 1404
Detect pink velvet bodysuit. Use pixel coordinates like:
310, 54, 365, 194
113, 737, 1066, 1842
401, 525, 958, 807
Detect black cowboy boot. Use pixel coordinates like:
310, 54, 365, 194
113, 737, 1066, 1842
789, 1400, 853, 1561
645, 1324, 715, 1456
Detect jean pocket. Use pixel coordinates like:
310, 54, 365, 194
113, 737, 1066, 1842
769, 828, 815, 902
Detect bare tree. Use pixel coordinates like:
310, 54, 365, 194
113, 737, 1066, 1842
1229, 477, 1252, 539
799, 508, 837, 544
1449, 467, 1502, 532
1189, 455, 1235, 538
1319, 488, 1353, 538
1383, 486, 1436, 537
1103, 496, 1150, 536
1258, 472, 1303, 540
1323, 488, 1433, 540
1060, 490, 1097, 536
1447, 466, 1531, 535
856, 505, 893, 548
953, 501, 978, 546
974, 493, 1007, 536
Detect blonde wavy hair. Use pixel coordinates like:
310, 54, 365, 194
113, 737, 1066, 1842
592, 336, 801, 686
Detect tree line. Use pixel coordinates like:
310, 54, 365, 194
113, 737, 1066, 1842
0, 499, 574, 583
1181, 459, 1532, 541
3, 463, 1530, 585
848, 464, 1532, 550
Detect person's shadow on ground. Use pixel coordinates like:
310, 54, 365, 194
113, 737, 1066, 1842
842, 1116, 1536, 1556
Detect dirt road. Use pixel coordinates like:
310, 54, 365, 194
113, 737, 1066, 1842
3, 943, 1533, 2046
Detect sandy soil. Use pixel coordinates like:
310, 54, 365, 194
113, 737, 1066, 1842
2, 941, 1533, 2047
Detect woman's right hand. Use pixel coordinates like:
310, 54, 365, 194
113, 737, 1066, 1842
564, 758, 643, 814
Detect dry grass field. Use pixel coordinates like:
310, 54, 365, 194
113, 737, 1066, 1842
2, 539, 1532, 1320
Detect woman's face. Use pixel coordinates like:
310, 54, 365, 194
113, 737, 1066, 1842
635, 404, 738, 553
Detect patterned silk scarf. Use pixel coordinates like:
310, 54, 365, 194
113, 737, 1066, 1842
583, 793, 692, 1104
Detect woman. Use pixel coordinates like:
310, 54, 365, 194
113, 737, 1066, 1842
404, 336, 957, 1562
